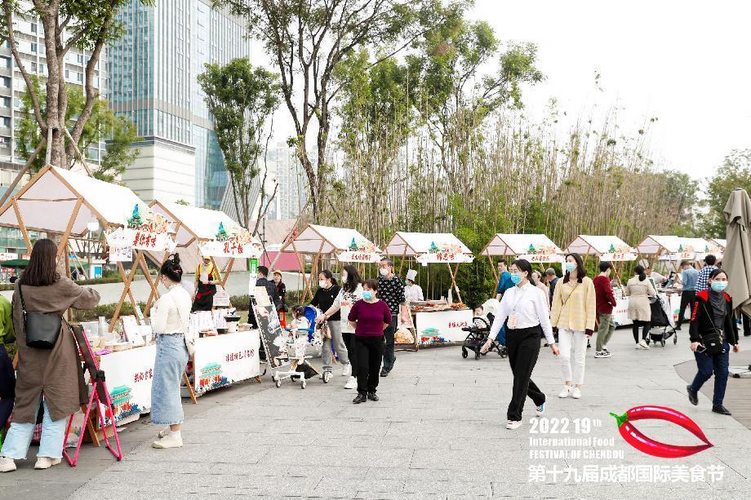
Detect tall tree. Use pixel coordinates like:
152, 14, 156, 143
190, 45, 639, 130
197, 58, 280, 230
1, 0, 147, 168
214, 0, 438, 221
16, 77, 141, 181
703, 150, 751, 238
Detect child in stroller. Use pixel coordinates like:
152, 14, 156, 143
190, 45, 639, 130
271, 305, 331, 389
462, 300, 507, 359
648, 295, 678, 347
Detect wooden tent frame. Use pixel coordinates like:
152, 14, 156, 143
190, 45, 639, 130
564, 235, 638, 293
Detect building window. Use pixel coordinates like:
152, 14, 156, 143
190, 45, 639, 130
1, 117, 9, 127
76, 72, 83, 82
0, 137, 9, 147
0, 77, 10, 88
65, 69, 69, 79
30, 23, 37, 33
2, 97, 10, 107
30, 42, 37, 53
77, 54, 84, 64
0, 57, 9, 68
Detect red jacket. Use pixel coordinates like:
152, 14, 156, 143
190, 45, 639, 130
593, 275, 617, 315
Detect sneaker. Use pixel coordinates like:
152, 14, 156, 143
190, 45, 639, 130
344, 376, 356, 390
586, 340, 591, 349
0, 457, 16, 473
558, 386, 571, 398
367, 392, 379, 402
353, 393, 367, 404
152, 432, 183, 449
638, 340, 649, 350
712, 405, 732, 416
342, 363, 352, 377
536, 400, 546, 417
506, 420, 523, 430
571, 387, 582, 399
594, 351, 611, 358
602, 346, 610, 353
34, 457, 62, 470
157, 426, 171, 439
687, 385, 698, 406
380, 369, 390, 378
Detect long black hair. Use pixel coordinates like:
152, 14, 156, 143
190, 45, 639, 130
318, 269, 338, 287
512, 258, 536, 286
563, 253, 587, 283
634, 264, 647, 282
20, 238, 60, 286
161, 253, 183, 283
341, 264, 362, 293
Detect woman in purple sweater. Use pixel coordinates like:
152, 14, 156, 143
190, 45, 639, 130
348, 279, 392, 404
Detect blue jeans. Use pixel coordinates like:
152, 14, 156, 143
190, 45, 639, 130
151, 334, 188, 426
0, 399, 66, 460
690, 342, 730, 406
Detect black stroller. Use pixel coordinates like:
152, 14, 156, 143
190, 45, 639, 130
649, 295, 678, 347
461, 315, 507, 359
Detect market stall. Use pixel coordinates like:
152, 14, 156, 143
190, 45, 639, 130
479, 233, 564, 289
149, 200, 264, 397
279, 224, 382, 302
383, 232, 473, 346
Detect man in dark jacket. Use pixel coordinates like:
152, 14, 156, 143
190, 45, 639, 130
256, 266, 280, 309
686, 270, 739, 416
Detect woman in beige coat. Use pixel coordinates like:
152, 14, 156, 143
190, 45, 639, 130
625, 265, 656, 350
0, 239, 100, 473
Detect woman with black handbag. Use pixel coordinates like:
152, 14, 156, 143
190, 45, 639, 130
0, 239, 100, 473
687, 269, 740, 416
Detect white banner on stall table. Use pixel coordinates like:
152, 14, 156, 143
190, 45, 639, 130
106, 227, 175, 252
414, 309, 474, 344
97, 345, 157, 425
337, 250, 382, 263
192, 331, 261, 395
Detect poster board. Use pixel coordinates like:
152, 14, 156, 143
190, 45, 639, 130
414, 310, 474, 344
97, 345, 157, 426
192, 331, 261, 395
251, 286, 288, 367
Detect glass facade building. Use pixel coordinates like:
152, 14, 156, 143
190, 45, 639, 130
108, 0, 252, 208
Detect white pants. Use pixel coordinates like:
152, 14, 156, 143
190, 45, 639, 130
558, 329, 587, 385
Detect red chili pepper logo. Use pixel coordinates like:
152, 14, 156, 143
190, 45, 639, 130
610, 405, 713, 459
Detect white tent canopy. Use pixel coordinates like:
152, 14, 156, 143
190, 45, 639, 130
479, 233, 562, 263
711, 238, 727, 249
150, 200, 260, 271
637, 235, 711, 260
385, 231, 473, 263
0, 165, 147, 237
280, 224, 381, 259
566, 235, 637, 261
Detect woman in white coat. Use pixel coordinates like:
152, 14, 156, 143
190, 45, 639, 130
625, 265, 656, 349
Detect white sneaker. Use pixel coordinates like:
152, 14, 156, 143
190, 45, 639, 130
558, 386, 571, 398
536, 398, 546, 417
639, 340, 650, 350
0, 457, 16, 473
594, 350, 612, 358
158, 426, 171, 439
506, 420, 523, 430
34, 457, 62, 470
344, 376, 356, 390
571, 387, 582, 399
602, 346, 610, 353
152, 431, 183, 449
342, 363, 352, 377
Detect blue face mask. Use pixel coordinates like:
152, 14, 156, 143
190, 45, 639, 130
510, 272, 522, 285
565, 262, 576, 273
711, 281, 728, 292
362, 291, 374, 301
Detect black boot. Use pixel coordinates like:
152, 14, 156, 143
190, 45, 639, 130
686, 385, 698, 406
353, 393, 367, 404
712, 405, 731, 416
367, 392, 379, 402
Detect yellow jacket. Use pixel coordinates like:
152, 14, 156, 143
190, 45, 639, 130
550, 276, 596, 332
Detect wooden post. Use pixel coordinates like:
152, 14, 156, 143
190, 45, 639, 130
109, 260, 140, 332
12, 200, 32, 252
397, 248, 407, 277
447, 262, 463, 304
220, 258, 235, 288
183, 368, 197, 404
487, 254, 499, 284
57, 199, 84, 260
144, 251, 170, 317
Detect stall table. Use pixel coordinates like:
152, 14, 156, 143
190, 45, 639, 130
410, 303, 473, 345
191, 330, 261, 396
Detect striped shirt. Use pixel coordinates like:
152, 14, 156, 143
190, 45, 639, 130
550, 276, 597, 332
696, 265, 717, 293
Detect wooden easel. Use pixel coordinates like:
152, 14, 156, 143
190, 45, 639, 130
109, 250, 161, 332
446, 262, 464, 304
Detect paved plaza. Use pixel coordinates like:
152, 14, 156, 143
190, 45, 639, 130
2, 327, 750, 500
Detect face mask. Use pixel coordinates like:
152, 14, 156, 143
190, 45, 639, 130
319, 280, 328, 289
565, 262, 576, 273
510, 272, 522, 285
341, 272, 348, 282
362, 291, 374, 301
711, 281, 728, 292
379, 268, 389, 277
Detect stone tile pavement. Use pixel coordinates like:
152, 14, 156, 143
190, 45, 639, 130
2, 327, 750, 499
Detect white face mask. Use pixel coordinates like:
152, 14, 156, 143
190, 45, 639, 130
379, 268, 389, 277
319, 280, 328, 289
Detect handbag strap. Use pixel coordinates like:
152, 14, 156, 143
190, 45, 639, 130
17, 283, 27, 315
701, 301, 724, 340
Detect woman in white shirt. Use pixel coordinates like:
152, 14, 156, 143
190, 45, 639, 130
404, 269, 424, 303
150, 254, 193, 449
319, 265, 363, 390
483, 259, 559, 430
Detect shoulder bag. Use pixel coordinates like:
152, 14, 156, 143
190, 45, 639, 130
700, 302, 725, 355
19, 284, 62, 349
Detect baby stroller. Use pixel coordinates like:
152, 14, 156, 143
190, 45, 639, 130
649, 295, 677, 347
461, 315, 507, 359
271, 305, 331, 389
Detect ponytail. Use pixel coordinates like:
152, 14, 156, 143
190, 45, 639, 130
161, 253, 183, 283
634, 265, 646, 282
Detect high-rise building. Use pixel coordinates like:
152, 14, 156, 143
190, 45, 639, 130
108, 0, 251, 209
268, 142, 307, 220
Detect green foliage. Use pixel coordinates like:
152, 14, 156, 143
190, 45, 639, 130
703, 150, 751, 238
197, 58, 280, 226
16, 77, 141, 178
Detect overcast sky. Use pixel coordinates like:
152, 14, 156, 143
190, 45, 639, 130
469, 0, 751, 180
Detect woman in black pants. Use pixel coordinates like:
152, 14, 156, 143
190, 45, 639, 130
626, 265, 656, 349
482, 259, 560, 430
